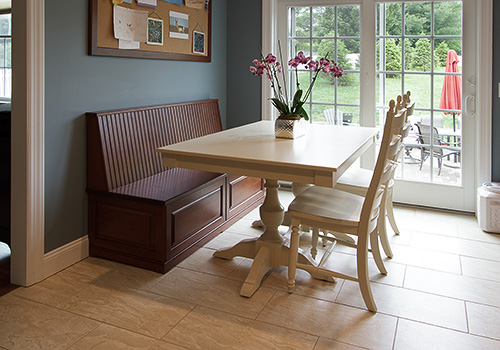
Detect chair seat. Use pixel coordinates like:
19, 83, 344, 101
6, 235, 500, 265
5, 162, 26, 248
335, 167, 372, 196
288, 186, 364, 228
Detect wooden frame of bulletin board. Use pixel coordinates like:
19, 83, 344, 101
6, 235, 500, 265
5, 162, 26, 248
89, 0, 211, 62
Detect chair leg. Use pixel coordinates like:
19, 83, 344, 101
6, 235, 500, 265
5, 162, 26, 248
370, 228, 387, 275
311, 227, 319, 259
386, 186, 400, 235
287, 223, 300, 293
357, 233, 377, 313
378, 192, 393, 258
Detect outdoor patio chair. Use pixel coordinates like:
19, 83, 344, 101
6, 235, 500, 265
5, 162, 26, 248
323, 108, 353, 125
414, 122, 461, 176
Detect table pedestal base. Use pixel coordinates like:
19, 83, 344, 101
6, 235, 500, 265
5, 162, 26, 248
213, 178, 335, 297
213, 236, 335, 296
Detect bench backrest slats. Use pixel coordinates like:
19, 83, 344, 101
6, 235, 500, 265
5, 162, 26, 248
87, 99, 222, 191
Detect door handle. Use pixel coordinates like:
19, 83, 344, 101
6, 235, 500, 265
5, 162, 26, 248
465, 95, 475, 117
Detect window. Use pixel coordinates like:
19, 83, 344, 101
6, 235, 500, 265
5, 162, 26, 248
0, 13, 11, 99
286, 5, 361, 125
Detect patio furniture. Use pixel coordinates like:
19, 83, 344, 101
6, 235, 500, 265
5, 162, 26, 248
414, 122, 461, 176
324, 108, 353, 125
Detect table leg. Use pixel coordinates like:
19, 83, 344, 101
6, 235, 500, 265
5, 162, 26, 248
214, 179, 284, 297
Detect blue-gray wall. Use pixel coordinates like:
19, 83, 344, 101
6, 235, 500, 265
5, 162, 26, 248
44, 0, 227, 252
492, 2, 500, 181
226, 1, 262, 128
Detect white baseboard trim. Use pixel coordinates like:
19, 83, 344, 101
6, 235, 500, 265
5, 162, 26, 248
43, 235, 89, 279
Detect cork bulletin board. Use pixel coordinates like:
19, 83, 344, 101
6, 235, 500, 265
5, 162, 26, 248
89, 0, 211, 61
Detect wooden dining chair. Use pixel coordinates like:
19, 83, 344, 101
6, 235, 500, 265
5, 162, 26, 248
286, 102, 406, 313
331, 92, 413, 258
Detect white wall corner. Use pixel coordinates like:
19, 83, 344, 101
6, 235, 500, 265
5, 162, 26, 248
11, 0, 46, 286
261, 0, 278, 121
43, 236, 89, 279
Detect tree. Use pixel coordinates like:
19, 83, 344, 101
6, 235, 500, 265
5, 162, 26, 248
410, 37, 431, 71
385, 38, 401, 74
318, 37, 356, 86
434, 41, 450, 69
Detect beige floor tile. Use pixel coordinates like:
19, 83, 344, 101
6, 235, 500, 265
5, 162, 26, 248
0, 294, 99, 350
457, 222, 500, 244
148, 267, 275, 319
66, 256, 165, 292
461, 256, 500, 283
467, 302, 500, 341
223, 217, 266, 237
203, 231, 257, 250
410, 231, 500, 261
404, 265, 500, 308
314, 337, 367, 350
177, 247, 245, 277
394, 318, 500, 350
9, 269, 94, 307
64, 256, 122, 279
386, 228, 412, 246
389, 243, 462, 274
60, 284, 194, 339
163, 305, 318, 350
337, 280, 467, 331
322, 252, 407, 288
91, 261, 165, 292
69, 324, 189, 350
256, 291, 397, 350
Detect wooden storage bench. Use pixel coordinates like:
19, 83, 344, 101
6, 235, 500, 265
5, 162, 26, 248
86, 99, 264, 273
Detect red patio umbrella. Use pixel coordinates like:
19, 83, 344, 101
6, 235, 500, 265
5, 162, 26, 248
439, 50, 462, 131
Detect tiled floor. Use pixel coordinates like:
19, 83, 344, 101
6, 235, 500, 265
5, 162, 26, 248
2, 190, 500, 349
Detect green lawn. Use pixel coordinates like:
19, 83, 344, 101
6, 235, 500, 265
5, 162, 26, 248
297, 67, 460, 130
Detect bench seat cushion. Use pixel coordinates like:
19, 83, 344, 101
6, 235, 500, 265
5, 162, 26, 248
110, 168, 223, 203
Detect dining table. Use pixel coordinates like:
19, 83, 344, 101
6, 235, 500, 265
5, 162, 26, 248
157, 120, 378, 297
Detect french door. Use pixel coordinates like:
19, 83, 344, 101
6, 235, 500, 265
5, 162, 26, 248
275, 0, 481, 211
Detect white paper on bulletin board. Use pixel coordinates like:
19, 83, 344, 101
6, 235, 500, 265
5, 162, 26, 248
113, 6, 148, 42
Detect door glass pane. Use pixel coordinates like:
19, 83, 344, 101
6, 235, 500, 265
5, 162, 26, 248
312, 72, 335, 103
434, 1, 462, 36
378, 1, 462, 185
312, 7, 333, 37
404, 2, 431, 36
291, 7, 310, 37
434, 39, 462, 71
337, 6, 360, 37
338, 72, 360, 104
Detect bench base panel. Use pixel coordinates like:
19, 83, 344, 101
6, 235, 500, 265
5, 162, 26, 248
88, 175, 264, 273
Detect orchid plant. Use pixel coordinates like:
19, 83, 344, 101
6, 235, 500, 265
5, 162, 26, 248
250, 50, 343, 120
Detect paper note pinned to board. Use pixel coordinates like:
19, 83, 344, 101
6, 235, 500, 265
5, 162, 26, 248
137, 0, 157, 7
119, 39, 140, 49
113, 6, 148, 42
185, 0, 204, 9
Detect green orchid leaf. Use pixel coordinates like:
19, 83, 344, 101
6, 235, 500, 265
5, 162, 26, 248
298, 106, 309, 121
270, 98, 288, 114
292, 90, 303, 111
